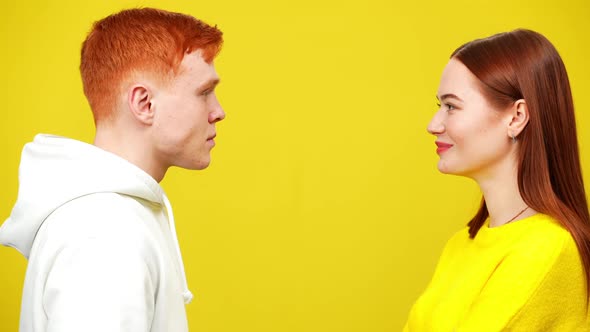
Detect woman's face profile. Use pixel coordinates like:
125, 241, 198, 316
427, 59, 513, 180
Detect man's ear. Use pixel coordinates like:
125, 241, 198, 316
507, 99, 529, 139
127, 84, 155, 125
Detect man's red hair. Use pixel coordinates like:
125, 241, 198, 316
80, 8, 223, 123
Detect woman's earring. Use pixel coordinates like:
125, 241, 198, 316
511, 134, 517, 143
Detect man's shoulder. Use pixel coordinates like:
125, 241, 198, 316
25, 192, 169, 292
39, 192, 164, 253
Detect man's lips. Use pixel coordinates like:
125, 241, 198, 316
435, 141, 453, 154
207, 133, 217, 148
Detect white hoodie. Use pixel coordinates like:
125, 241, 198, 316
0, 134, 193, 332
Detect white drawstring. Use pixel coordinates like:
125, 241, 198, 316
162, 194, 194, 304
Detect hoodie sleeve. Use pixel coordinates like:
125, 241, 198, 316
43, 237, 155, 332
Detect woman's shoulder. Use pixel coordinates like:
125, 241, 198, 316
499, 214, 581, 278
514, 213, 575, 253
443, 213, 577, 260
505, 215, 588, 329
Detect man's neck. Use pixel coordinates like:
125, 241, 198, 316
94, 126, 166, 182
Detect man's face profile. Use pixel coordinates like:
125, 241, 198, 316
150, 51, 225, 171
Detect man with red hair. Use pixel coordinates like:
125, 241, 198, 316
0, 8, 225, 331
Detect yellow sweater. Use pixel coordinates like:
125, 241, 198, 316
404, 214, 590, 331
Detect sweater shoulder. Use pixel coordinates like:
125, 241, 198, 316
505, 217, 588, 329
511, 214, 575, 259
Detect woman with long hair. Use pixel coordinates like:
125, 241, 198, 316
404, 29, 590, 331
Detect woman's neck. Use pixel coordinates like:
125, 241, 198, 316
475, 160, 535, 227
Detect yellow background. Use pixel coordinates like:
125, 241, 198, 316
1, 0, 589, 331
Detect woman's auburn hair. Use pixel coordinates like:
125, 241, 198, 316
80, 8, 223, 124
453, 29, 590, 296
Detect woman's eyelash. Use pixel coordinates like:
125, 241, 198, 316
437, 102, 455, 111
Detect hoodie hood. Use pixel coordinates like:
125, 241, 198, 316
0, 134, 193, 303
1, 134, 165, 257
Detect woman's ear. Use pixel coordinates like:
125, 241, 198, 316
507, 99, 529, 139
127, 84, 155, 125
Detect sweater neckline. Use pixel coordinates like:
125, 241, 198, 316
484, 213, 540, 230
474, 213, 552, 244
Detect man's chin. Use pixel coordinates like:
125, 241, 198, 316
192, 158, 211, 170
173, 156, 211, 171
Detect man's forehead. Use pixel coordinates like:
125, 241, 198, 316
177, 51, 219, 83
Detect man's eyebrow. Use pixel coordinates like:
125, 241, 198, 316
437, 93, 464, 102
199, 78, 220, 90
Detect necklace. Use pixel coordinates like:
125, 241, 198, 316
504, 206, 530, 225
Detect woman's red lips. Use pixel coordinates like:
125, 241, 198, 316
435, 141, 453, 154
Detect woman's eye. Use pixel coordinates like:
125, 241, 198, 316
436, 102, 455, 112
